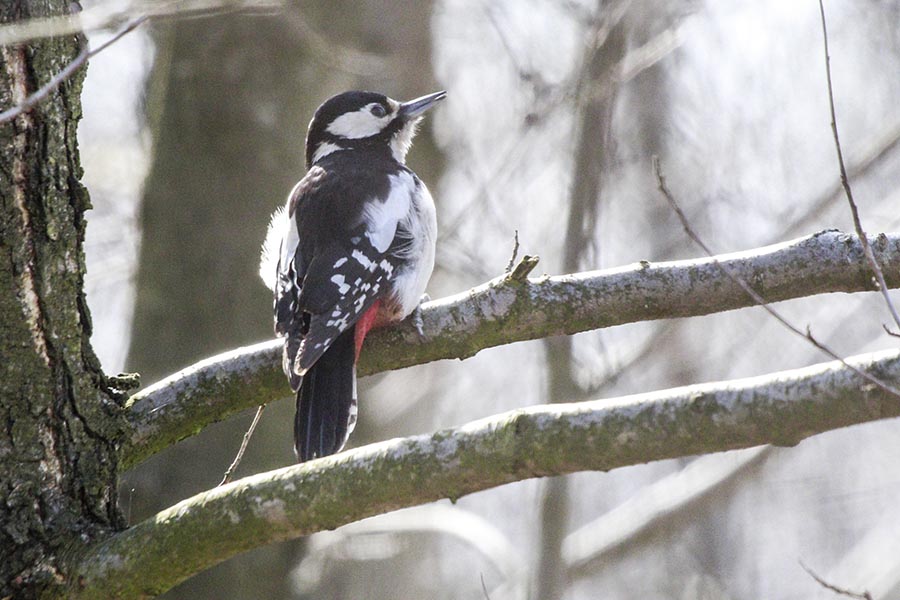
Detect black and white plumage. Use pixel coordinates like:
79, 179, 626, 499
260, 90, 444, 462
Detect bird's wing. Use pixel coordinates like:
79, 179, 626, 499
275, 163, 414, 378
293, 236, 399, 374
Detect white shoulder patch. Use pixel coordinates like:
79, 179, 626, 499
259, 199, 298, 291
362, 171, 415, 253
259, 205, 287, 291
326, 104, 390, 139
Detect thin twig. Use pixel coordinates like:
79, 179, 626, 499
0, 0, 281, 46
818, 0, 900, 334
780, 118, 900, 241
0, 15, 148, 124
799, 560, 873, 600
653, 156, 900, 399
281, 10, 386, 76
218, 404, 266, 486
480, 573, 492, 600
505, 229, 520, 273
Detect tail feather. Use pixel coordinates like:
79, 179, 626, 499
294, 325, 358, 462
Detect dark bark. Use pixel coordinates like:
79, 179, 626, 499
0, 1, 123, 597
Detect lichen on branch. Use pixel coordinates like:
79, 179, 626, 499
120, 230, 900, 469
75, 348, 900, 599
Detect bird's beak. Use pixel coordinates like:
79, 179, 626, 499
398, 90, 447, 119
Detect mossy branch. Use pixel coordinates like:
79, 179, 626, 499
120, 230, 900, 469
77, 348, 900, 599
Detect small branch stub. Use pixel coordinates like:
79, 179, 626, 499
120, 230, 900, 470
507, 255, 540, 282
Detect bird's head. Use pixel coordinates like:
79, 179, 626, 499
304, 90, 446, 168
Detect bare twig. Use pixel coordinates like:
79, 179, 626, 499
281, 10, 386, 76
505, 230, 520, 273
818, 0, 900, 334
483, 4, 532, 80
584, 323, 677, 396
566, 446, 772, 578
0, 15, 148, 124
653, 156, 900, 399
218, 404, 266, 486
121, 230, 900, 469
480, 573, 492, 600
800, 560, 873, 600
780, 118, 900, 241
0, 0, 281, 46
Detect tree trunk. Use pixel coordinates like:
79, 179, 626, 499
123, 11, 323, 599
0, 1, 122, 597
535, 11, 627, 599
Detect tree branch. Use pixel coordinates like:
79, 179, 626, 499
77, 348, 900, 599
817, 0, 900, 333
0, 16, 147, 124
654, 158, 900, 397
120, 230, 900, 469
800, 560, 874, 600
0, 0, 281, 46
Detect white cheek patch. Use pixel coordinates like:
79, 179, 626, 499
326, 104, 391, 139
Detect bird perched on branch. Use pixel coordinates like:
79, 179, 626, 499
260, 90, 445, 462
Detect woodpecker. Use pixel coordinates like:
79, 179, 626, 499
260, 90, 444, 462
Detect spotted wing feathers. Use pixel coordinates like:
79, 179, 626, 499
293, 236, 398, 374
267, 156, 414, 385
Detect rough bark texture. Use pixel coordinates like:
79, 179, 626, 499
0, 1, 123, 597
72, 349, 900, 599
120, 230, 900, 469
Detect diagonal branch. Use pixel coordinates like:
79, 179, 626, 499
76, 348, 900, 599
0, 15, 147, 124
120, 230, 900, 469
0, 0, 282, 46
817, 0, 900, 332
654, 158, 900, 398
800, 560, 874, 600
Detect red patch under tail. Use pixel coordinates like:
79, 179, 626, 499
354, 299, 381, 362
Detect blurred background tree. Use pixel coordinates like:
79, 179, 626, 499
75, 0, 900, 598
114, 1, 441, 597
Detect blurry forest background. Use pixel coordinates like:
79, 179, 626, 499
77, 0, 900, 598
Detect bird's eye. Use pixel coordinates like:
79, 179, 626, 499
370, 104, 387, 118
